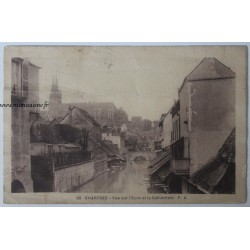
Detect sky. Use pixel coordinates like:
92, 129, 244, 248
6, 46, 246, 121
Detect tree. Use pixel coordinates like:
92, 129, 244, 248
114, 107, 129, 126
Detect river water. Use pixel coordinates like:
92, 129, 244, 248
75, 160, 150, 193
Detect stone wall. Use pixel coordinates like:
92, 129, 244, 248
189, 78, 235, 174
54, 159, 108, 192
54, 161, 95, 192
94, 159, 109, 176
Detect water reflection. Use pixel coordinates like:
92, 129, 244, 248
75, 159, 149, 193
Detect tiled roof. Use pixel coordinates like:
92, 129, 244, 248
190, 158, 229, 193
218, 128, 235, 163
148, 151, 171, 175
95, 138, 124, 160
58, 106, 100, 127
150, 151, 168, 165
75, 107, 100, 127
49, 117, 63, 126
186, 57, 235, 81
190, 128, 235, 193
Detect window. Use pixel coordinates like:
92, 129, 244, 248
172, 119, 181, 142
108, 109, 113, 119
47, 145, 53, 154
12, 59, 22, 94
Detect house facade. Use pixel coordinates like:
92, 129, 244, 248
179, 58, 235, 175
101, 127, 126, 155
148, 57, 236, 194
11, 58, 41, 193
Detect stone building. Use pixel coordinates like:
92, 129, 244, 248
101, 127, 126, 155
11, 58, 41, 192
148, 57, 236, 194
179, 57, 235, 175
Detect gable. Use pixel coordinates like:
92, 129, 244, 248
60, 108, 91, 126
186, 57, 235, 81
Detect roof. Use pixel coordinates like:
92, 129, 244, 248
95, 138, 124, 160
159, 107, 173, 127
65, 102, 117, 111
218, 128, 235, 163
170, 100, 180, 116
29, 62, 42, 69
76, 107, 100, 126
159, 113, 167, 127
148, 151, 171, 175
151, 151, 168, 165
12, 57, 41, 69
190, 128, 235, 193
190, 158, 229, 193
186, 57, 235, 81
49, 117, 63, 126
59, 106, 100, 127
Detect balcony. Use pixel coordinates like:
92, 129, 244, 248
170, 158, 189, 175
170, 137, 189, 158
11, 84, 28, 103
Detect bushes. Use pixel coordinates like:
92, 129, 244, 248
31, 122, 88, 145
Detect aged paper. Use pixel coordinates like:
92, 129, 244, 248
3, 46, 247, 204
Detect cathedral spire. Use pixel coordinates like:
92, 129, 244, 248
51, 73, 59, 91
49, 73, 62, 104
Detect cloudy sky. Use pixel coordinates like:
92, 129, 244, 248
6, 46, 245, 120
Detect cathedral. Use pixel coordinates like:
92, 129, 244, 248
47, 76, 118, 127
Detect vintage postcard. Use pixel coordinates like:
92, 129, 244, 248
3, 45, 247, 204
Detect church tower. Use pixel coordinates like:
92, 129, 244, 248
49, 74, 62, 105
48, 74, 63, 120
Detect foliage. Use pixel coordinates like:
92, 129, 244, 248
31, 122, 88, 145
114, 107, 129, 125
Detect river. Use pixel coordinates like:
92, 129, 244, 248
75, 159, 150, 193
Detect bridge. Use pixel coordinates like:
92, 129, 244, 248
127, 151, 156, 162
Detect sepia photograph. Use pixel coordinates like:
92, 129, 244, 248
3, 45, 247, 204
1, 3, 250, 250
